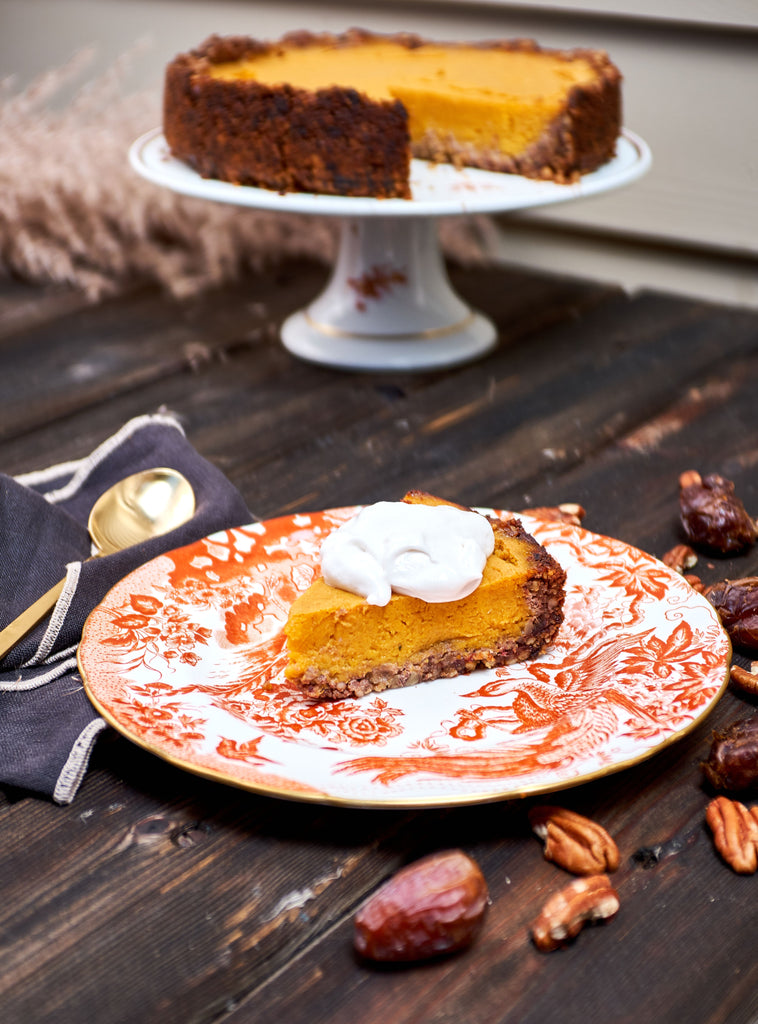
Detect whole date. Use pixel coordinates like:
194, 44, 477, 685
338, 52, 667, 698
705, 577, 758, 650
679, 471, 756, 554
354, 850, 488, 962
702, 716, 758, 792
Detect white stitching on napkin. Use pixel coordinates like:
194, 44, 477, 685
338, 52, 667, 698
40, 412, 185, 504
25, 562, 81, 667
0, 654, 77, 691
53, 717, 108, 805
14, 458, 81, 488
44, 644, 82, 665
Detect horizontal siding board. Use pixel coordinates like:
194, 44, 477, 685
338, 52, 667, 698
517, 21, 758, 256
397, 0, 758, 31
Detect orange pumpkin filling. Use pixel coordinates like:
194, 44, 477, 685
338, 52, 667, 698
284, 493, 566, 700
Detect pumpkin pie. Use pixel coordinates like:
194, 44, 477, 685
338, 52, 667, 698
163, 30, 622, 198
284, 492, 566, 700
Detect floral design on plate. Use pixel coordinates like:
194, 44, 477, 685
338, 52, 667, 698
79, 509, 731, 807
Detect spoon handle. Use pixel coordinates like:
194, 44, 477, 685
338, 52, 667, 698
0, 578, 66, 659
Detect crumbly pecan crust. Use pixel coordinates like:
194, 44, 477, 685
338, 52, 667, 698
297, 617, 563, 700
164, 36, 411, 198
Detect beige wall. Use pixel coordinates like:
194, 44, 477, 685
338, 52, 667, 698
2, 0, 757, 306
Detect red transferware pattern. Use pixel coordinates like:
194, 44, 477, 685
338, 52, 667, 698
79, 509, 731, 807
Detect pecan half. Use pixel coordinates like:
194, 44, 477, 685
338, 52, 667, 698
684, 574, 705, 594
662, 544, 698, 574
523, 503, 586, 527
531, 874, 619, 952
529, 805, 619, 875
705, 796, 758, 874
730, 664, 758, 697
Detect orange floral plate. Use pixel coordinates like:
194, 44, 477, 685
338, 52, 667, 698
78, 509, 731, 807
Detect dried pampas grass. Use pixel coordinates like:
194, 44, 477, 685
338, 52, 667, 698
0, 46, 487, 300
0, 46, 339, 300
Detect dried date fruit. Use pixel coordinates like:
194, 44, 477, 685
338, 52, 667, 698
702, 716, 758, 792
679, 471, 757, 554
354, 850, 488, 962
705, 577, 758, 650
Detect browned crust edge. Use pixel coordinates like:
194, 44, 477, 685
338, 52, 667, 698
163, 29, 622, 197
292, 508, 567, 702
163, 31, 412, 198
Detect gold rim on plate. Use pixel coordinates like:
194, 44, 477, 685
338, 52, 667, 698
78, 509, 730, 808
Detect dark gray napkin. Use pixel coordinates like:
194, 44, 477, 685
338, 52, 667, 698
0, 413, 251, 803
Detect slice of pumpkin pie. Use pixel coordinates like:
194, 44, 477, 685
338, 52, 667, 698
284, 492, 566, 700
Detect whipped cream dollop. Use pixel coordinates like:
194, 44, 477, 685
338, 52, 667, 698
320, 501, 495, 606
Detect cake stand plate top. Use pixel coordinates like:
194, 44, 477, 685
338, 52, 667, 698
130, 128, 651, 219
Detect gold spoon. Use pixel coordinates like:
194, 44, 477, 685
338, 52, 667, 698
0, 467, 196, 658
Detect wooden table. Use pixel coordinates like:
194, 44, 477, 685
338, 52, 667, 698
2, 257, 758, 1024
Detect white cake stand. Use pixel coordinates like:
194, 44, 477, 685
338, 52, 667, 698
130, 128, 651, 372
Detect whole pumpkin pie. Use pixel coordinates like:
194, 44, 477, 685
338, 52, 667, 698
284, 492, 566, 700
163, 29, 622, 198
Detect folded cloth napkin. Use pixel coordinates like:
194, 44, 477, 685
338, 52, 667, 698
0, 412, 252, 803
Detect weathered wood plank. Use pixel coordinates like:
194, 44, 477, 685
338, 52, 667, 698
188, 289, 757, 517
0, 262, 613, 475
0, 279, 95, 342
2, 264, 758, 1024
0, 734, 426, 1023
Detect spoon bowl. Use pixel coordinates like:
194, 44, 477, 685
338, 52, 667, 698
88, 468, 196, 556
0, 467, 196, 657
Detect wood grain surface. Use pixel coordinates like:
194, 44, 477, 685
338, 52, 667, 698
1, 259, 757, 1024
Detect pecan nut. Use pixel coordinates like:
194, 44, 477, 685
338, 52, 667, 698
524, 503, 586, 527
531, 874, 619, 952
730, 664, 758, 697
705, 796, 758, 874
684, 574, 705, 594
662, 544, 698, 574
529, 805, 619, 875
354, 850, 488, 962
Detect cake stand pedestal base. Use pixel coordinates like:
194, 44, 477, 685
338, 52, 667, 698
281, 217, 497, 372
130, 129, 651, 373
